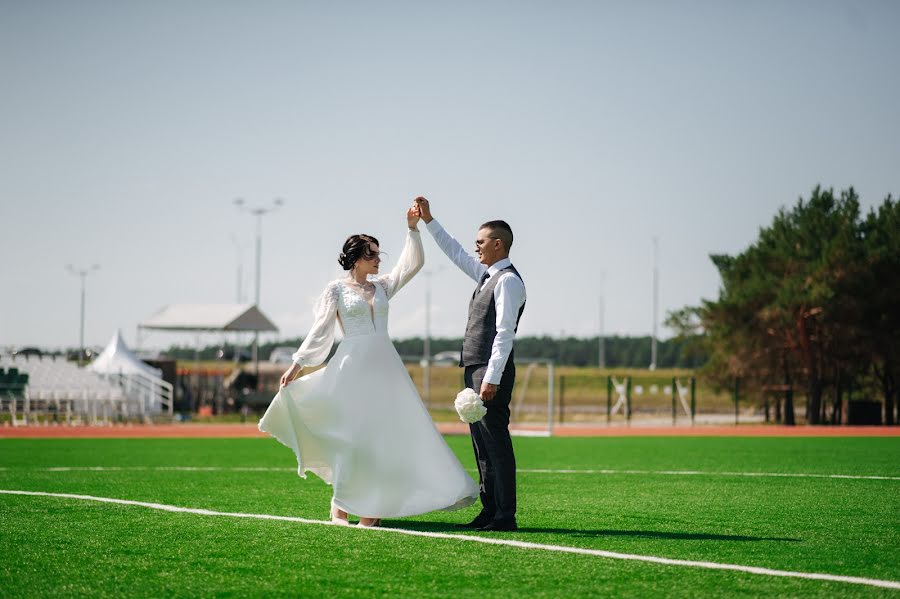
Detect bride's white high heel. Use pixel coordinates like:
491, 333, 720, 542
330, 499, 351, 526
357, 517, 381, 528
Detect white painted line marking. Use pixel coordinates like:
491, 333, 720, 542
38, 466, 292, 472
510, 430, 551, 437
1, 489, 898, 591
9, 466, 898, 481
517, 469, 900, 481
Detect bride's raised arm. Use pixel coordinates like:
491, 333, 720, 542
377, 208, 424, 299
290, 281, 340, 369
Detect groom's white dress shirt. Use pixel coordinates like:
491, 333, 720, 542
425, 219, 526, 385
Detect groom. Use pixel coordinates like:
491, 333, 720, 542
415, 197, 526, 532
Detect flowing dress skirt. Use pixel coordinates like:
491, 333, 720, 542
259, 332, 478, 518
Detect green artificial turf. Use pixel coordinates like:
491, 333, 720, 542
1, 436, 898, 598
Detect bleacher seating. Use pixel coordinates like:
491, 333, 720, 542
0, 367, 29, 397
0, 354, 142, 425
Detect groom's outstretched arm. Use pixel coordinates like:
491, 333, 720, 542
415, 197, 485, 282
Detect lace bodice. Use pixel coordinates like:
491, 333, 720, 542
336, 279, 391, 337
290, 229, 424, 367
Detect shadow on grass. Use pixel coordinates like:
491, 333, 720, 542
385, 521, 800, 543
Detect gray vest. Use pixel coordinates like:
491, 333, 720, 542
460, 264, 525, 367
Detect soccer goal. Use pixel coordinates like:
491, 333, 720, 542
406, 357, 556, 436
508, 358, 555, 437
600, 375, 696, 424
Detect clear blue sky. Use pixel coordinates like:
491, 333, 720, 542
1, 1, 898, 352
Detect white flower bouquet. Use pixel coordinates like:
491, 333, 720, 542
454, 388, 487, 424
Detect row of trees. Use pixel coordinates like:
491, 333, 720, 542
668, 187, 899, 425
168, 335, 705, 369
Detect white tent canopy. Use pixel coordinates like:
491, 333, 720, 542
139, 304, 279, 333
89, 330, 163, 377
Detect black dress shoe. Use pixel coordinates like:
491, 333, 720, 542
456, 513, 495, 529
477, 519, 518, 532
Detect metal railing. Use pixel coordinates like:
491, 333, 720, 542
100, 370, 174, 417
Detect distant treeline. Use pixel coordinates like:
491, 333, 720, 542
166, 335, 705, 369
392, 336, 704, 368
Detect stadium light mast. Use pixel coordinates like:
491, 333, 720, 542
421, 265, 445, 406
234, 197, 285, 381
650, 237, 659, 371
66, 263, 100, 363
423, 270, 432, 406
229, 233, 244, 303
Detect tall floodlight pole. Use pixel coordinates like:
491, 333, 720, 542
423, 271, 432, 406
421, 266, 445, 406
234, 197, 284, 383
229, 233, 244, 303
66, 264, 100, 363
650, 237, 659, 371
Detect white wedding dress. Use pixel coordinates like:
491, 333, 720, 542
259, 229, 479, 518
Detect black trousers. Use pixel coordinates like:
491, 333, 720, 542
464, 362, 516, 522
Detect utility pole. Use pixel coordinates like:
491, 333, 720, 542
598, 296, 606, 369
598, 270, 607, 369
650, 237, 659, 371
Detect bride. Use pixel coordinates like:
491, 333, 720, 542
259, 203, 479, 527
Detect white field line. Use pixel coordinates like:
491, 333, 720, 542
10, 466, 899, 481
1, 489, 898, 591
517, 469, 900, 481
37, 467, 293, 472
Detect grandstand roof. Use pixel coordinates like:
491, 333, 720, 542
138, 304, 279, 332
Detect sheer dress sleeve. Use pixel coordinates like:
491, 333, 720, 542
376, 229, 424, 299
291, 282, 339, 368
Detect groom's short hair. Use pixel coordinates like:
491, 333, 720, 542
480, 220, 513, 252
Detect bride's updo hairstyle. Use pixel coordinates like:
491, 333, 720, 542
338, 234, 380, 270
